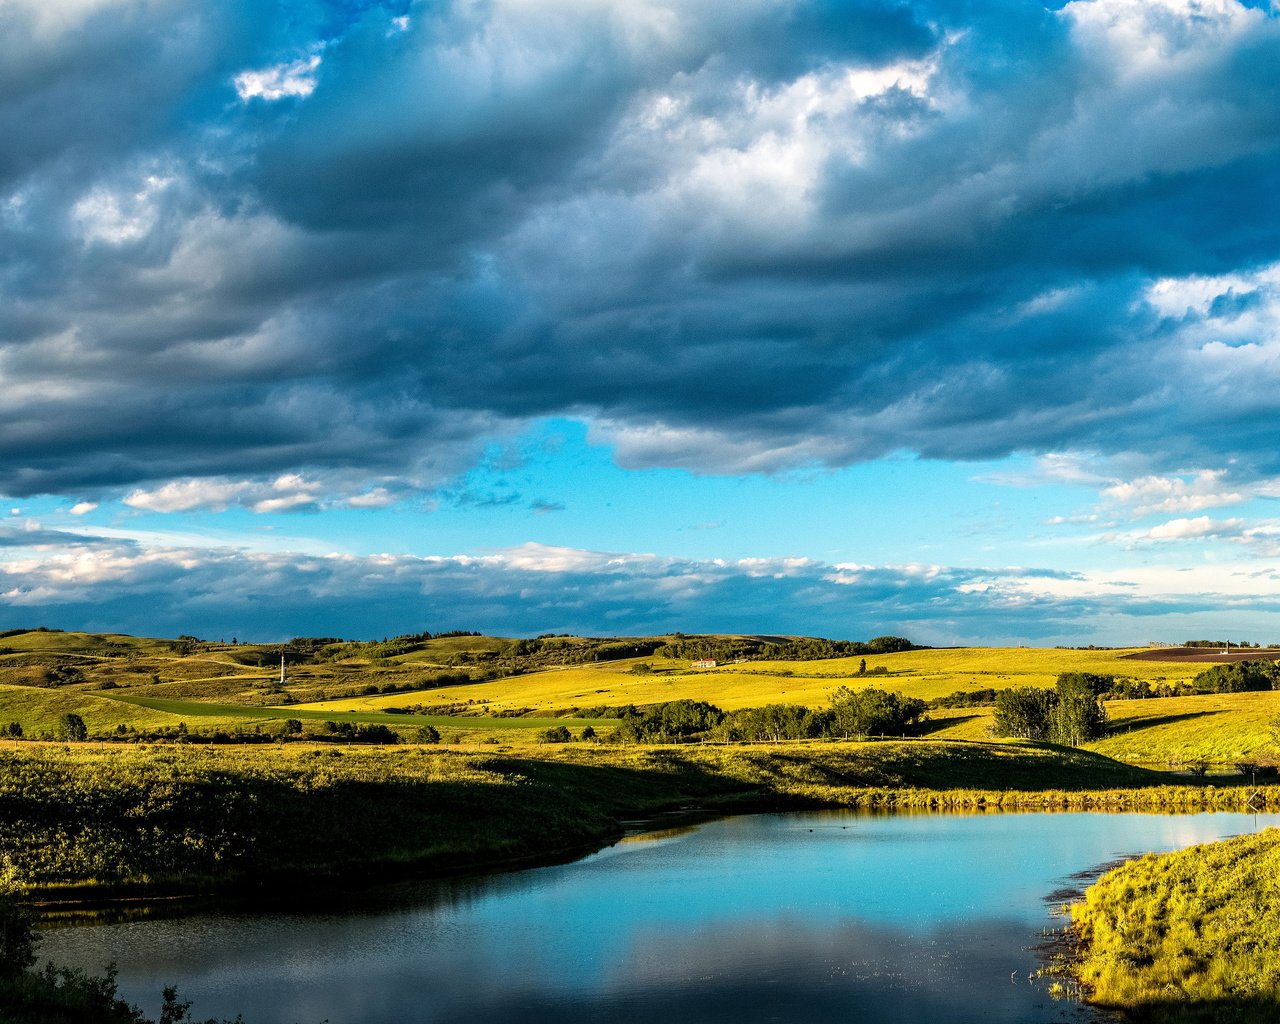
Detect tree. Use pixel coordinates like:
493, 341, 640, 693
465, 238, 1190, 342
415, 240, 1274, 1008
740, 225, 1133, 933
55, 713, 87, 742
1194, 661, 1279, 694
830, 687, 926, 739
540, 725, 571, 743
282, 719, 303, 735
416, 725, 441, 744
992, 687, 1055, 740
580, 725, 596, 742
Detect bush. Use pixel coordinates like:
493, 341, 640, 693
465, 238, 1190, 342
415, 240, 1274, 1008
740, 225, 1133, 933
992, 675, 1109, 746
540, 725, 571, 743
415, 725, 441, 744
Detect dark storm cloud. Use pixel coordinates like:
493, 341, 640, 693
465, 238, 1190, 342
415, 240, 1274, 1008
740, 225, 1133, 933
3, 0, 1280, 500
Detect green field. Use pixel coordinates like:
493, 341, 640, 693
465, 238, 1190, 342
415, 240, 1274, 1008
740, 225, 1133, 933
101, 692, 613, 732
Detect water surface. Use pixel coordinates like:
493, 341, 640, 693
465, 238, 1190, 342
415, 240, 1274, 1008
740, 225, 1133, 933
41, 809, 1280, 1024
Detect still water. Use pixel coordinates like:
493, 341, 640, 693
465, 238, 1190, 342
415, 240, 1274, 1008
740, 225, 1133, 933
41, 810, 1280, 1024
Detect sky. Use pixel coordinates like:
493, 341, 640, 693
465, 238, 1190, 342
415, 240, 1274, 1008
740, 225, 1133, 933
3, 0, 1280, 645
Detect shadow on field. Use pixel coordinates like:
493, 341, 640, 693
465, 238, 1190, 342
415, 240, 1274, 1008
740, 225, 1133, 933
917, 714, 980, 735
1107, 709, 1222, 734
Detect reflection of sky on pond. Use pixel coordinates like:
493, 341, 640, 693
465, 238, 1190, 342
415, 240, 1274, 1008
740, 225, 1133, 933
41, 811, 1280, 1024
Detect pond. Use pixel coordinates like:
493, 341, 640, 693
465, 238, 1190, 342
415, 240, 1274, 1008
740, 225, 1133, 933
39, 809, 1280, 1024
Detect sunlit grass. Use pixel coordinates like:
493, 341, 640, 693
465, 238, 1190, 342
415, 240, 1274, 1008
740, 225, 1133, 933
1072, 828, 1280, 1019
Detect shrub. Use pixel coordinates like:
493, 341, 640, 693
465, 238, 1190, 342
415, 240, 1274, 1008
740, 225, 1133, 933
540, 725, 572, 743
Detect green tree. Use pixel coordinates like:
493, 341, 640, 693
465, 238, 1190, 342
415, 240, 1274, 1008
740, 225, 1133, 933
1048, 673, 1109, 746
416, 725, 442, 744
1193, 661, 1279, 694
830, 687, 925, 739
55, 713, 88, 742
540, 725, 571, 743
992, 687, 1055, 740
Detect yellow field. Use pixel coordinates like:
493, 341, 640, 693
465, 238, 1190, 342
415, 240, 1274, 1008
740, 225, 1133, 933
1, 631, 1274, 765
922, 689, 1280, 766
299, 646, 1208, 715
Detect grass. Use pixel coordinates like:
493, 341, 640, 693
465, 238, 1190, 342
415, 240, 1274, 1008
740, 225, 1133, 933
1092, 690, 1280, 765
1, 738, 1273, 902
1070, 828, 1280, 1022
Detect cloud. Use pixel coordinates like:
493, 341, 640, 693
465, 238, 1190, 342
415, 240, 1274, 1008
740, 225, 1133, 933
1102, 469, 1247, 516
68, 502, 97, 516
1143, 515, 1244, 541
234, 52, 323, 102
2, 530, 1278, 644
2, 0, 1280, 505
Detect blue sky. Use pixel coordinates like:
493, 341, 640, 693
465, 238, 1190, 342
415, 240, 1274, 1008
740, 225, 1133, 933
3, 0, 1280, 644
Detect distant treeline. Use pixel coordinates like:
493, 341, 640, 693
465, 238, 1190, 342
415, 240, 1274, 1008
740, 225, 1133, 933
1183, 640, 1278, 649
659, 634, 914, 663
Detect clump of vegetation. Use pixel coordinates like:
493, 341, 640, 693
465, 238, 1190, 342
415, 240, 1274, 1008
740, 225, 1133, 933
613, 688, 928, 744
1192, 660, 1280, 694
992, 673, 1109, 746
615, 700, 724, 743
1071, 828, 1280, 1020
928, 688, 999, 709
319, 722, 399, 744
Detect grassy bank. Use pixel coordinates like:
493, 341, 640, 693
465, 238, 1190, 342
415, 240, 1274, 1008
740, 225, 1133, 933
1070, 829, 1280, 1022
1, 739, 1273, 902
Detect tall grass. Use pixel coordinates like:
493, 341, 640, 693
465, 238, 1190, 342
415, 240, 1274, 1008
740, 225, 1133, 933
1071, 828, 1280, 1021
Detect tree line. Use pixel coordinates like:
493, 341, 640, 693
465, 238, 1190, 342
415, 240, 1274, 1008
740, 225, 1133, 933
609, 686, 927, 744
